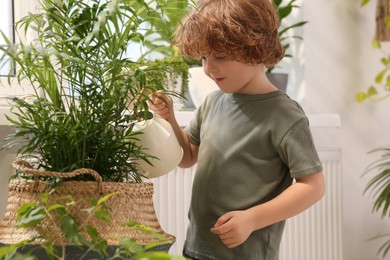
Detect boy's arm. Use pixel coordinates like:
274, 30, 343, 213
211, 171, 325, 248
166, 116, 199, 168
148, 92, 198, 168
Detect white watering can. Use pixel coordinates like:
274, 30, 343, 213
133, 116, 183, 178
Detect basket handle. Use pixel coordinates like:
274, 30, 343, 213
12, 160, 103, 193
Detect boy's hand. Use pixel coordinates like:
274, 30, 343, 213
210, 210, 254, 248
148, 92, 175, 122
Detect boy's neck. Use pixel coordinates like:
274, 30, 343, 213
239, 66, 278, 95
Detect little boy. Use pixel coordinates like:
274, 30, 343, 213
149, 0, 325, 259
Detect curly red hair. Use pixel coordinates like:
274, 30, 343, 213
174, 0, 284, 67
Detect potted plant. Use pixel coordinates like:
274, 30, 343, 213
186, 0, 308, 108
355, 37, 390, 103
266, 0, 308, 91
130, 0, 197, 110
0, 191, 185, 259
0, 0, 187, 254
361, 146, 390, 258
356, 0, 390, 102
356, 1, 390, 258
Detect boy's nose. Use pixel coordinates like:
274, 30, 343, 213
203, 60, 216, 74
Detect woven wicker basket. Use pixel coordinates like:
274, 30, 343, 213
0, 160, 175, 247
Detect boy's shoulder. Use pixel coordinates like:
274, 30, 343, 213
200, 90, 306, 119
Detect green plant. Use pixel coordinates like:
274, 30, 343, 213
138, 56, 190, 101
123, 0, 197, 97
358, 1, 390, 258
357, 0, 390, 102
134, 0, 192, 59
268, 0, 308, 72
0, 0, 187, 183
133, 0, 199, 98
356, 39, 390, 102
0, 192, 184, 259
364, 147, 390, 218
363, 146, 390, 258
356, 40, 390, 102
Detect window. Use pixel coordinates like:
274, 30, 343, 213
0, 0, 39, 104
0, 0, 14, 77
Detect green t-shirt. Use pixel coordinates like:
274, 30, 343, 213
183, 90, 323, 260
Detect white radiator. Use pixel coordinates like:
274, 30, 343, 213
152, 148, 343, 259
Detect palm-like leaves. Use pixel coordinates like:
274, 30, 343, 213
363, 146, 390, 257
269, 0, 307, 71
364, 146, 390, 217
0, 0, 186, 182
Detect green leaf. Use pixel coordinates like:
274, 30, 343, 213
39, 193, 49, 203
356, 92, 367, 102
378, 237, 390, 258
279, 21, 308, 35
0, 243, 19, 258
367, 86, 378, 96
375, 69, 387, 84
118, 237, 144, 253
47, 204, 67, 215
131, 251, 186, 260
124, 222, 170, 242
86, 225, 99, 241
94, 209, 110, 222
363, 147, 390, 217
361, 0, 371, 7
60, 214, 81, 243
54, 195, 74, 204
372, 38, 381, 49
124, 220, 139, 228
97, 192, 120, 205
87, 232, 108, 255
278, 5, 292, 20
85, 224, 108, 253
386, 76, 390, 90
16, 203, 45, 228
381, 57, 388, 66
274, 0, 283, 7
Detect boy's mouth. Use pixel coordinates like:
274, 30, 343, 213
214, 77, 224, 83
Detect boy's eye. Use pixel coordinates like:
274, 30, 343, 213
213, 54, 229, 60
215, 55, 227, 59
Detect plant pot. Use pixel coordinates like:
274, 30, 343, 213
166, 73, 185, 111
0, 243, 172, 260
266, 72, 288, 92
0, 161, 175, 255
0, 243, 171, 260
133, 116, 183, 178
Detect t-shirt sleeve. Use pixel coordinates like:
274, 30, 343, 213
183, 91, 218, 146
278, 117, 323, 178
184, 109, 202, 146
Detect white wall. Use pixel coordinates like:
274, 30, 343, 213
304, 1, 390, 259
0, 126, 18, 222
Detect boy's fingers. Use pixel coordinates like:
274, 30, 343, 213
149, 93, 166, 105
211, 223, 232, 235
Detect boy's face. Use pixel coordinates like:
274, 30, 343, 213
201, 54, 266, 94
